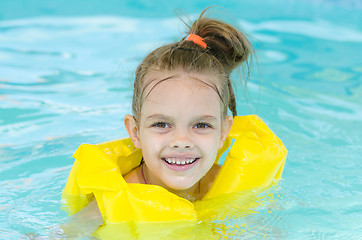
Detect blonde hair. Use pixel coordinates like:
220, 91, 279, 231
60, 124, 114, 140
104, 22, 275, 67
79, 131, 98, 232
132, 8, 254, 122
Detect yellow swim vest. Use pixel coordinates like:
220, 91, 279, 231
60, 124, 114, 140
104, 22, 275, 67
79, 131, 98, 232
61, 115, 287, 223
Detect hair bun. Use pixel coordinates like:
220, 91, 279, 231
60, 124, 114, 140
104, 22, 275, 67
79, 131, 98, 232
189, 11, 252, 74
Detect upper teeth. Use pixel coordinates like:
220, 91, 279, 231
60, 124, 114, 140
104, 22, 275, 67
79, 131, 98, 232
164, 158, 195, 165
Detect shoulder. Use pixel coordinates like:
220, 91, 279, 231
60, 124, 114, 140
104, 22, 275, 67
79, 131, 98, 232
123, 166, 143, 183
201, 164, 221, 195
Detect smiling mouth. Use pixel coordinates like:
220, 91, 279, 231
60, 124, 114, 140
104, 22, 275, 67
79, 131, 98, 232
162, 157, 199, 166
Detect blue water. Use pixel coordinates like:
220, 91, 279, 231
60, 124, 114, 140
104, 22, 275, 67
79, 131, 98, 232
1, 0, 361, 239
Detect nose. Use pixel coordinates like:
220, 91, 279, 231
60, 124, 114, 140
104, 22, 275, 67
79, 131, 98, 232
169, 129, 194, 149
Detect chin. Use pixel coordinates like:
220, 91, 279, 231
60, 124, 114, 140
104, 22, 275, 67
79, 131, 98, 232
166, 180, 197, 191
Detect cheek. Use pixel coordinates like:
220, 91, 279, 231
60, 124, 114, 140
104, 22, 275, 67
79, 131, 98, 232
140, 131, 167, 152
197, 134, 221, 154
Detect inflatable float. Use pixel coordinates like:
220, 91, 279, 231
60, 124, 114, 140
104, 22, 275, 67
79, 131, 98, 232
61, 115, 287, 238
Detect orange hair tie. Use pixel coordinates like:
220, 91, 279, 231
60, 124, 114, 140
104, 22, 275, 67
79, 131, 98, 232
186, 34, 207, 49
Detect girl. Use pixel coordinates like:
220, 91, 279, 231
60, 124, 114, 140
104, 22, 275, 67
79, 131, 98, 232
122, 8, 252, 201
62, 7, 286, 237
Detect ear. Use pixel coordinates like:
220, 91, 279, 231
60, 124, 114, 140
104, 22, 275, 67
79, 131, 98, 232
219, 116, 233, 149
124, 114, 141, 149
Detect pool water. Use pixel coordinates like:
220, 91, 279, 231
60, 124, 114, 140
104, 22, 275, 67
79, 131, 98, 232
1, 0, 361, 239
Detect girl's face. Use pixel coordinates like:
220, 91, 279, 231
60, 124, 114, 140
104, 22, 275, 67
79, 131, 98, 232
125, 70, 232, 192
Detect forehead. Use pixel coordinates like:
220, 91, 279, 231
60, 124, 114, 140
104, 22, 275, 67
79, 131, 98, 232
143, 69, 221, 98
141, 70, 223, 117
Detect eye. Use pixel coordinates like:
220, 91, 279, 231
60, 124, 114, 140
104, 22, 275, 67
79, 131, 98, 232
152, 122, 170, 128
194, 122, 212, 129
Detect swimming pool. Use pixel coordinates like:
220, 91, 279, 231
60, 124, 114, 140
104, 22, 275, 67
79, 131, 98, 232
1, 0, 361, 239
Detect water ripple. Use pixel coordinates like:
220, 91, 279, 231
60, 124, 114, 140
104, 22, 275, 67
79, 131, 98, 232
241, 19, 362, 42
1, 11, 361, 239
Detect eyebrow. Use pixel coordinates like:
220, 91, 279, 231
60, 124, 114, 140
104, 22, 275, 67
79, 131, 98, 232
195, 115, 218, 122
146, 114, 172, 121
146, 114, 218, 122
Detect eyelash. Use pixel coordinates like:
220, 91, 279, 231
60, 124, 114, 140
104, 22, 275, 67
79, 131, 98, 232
151, 121, 213, 129
194, 122, 213, 129
152, 122, 170, 128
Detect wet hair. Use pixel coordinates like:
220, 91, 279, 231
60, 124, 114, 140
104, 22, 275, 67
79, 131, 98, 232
132, 7, 254, 122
